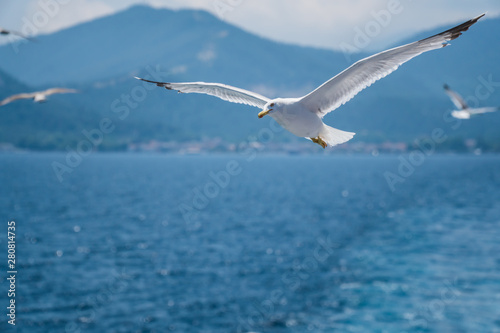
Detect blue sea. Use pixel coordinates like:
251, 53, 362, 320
1, 153, 499, 333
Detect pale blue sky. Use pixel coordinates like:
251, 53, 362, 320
0, 0, 499, 51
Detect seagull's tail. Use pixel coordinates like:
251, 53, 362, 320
320, 124, 355, 147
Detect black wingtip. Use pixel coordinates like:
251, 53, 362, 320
446, 13, 485, 41
419, 14, 485, 46
443, 84, 450, 90
134, 76, 157, 84
134, 76, 171, 89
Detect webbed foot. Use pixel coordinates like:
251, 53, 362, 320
311, 136, 327, 149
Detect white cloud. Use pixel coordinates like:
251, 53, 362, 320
32, 0, 115, 34
0, 0, 115, 43
1, 0, 499, 51
214, 0, 500, 51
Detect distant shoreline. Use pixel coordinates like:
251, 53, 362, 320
1, 139, 498, 155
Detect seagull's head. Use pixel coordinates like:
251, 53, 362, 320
258, 101, 278, 118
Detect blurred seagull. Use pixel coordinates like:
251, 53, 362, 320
0, 88, 78, 106
444, 84, 499, 119
137, 14, 484, 148
0, 28, 35, 41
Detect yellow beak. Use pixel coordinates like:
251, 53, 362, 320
258, 109, 271, 118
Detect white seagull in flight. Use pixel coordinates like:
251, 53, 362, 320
444, 84, 499, 119
0, 88, 78, 107
137, 14, 484, 148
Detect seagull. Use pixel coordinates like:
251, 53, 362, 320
136, 14, 484, 148
0, 28, 35, 41
0, 88, 78, 106
444, 84, 499, 119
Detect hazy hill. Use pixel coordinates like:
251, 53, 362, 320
0, 5, 347, 90
0, 6, 499, 150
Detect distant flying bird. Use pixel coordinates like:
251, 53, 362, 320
0, 88, 78, 106
444, 84, 499, 119
0, 28, 35, 41
137, 14, 484, 148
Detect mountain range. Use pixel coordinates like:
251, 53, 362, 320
0, 5, 499, 151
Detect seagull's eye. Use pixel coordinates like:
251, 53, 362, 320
270, 103, 275, 107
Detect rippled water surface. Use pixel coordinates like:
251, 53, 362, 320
0, 153, 499, 332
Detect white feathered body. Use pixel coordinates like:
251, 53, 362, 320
266, 98, 356, 146
268, 99, 323, 138
34, 93, 47, 103
451, 110, 471, 119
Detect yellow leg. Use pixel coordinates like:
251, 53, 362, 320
311, 136, 327, 149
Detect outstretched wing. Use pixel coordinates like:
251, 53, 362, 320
300, 14, 485, 117
444, 84, 469, 110
136, 77, 271, 109
0, 93, 35, 106
468, 107, 500, 115
43, 88, 78, 96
